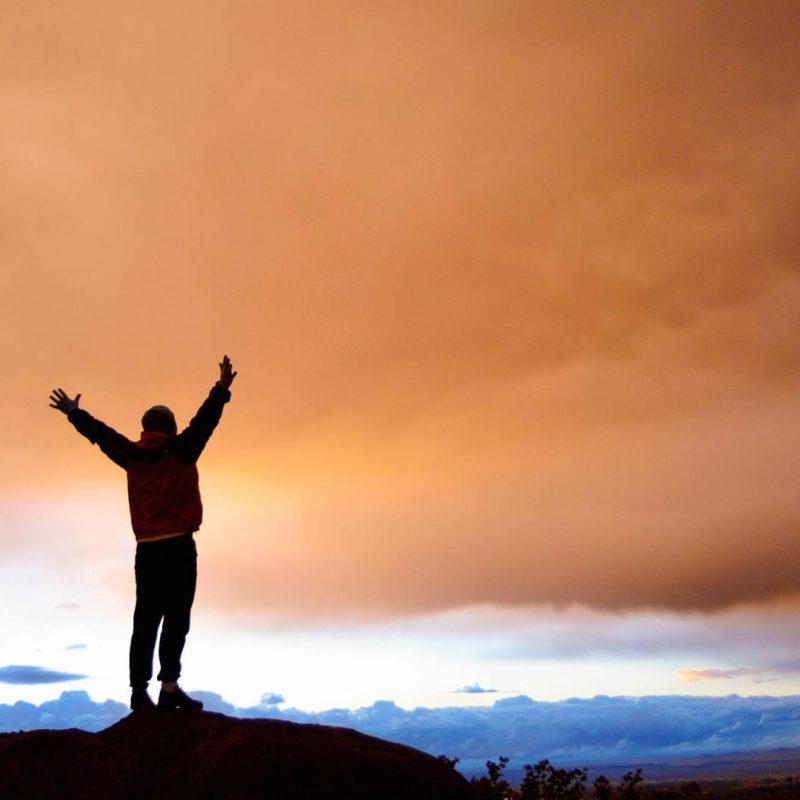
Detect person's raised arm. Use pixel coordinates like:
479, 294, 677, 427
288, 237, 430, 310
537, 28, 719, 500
172, 355, 236, 464
50, 387, 134, 469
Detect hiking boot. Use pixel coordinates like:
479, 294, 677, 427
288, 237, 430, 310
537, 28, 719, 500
130, 688, 156, 712
158, 686, 204, 711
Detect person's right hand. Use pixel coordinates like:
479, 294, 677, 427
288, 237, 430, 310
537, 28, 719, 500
49, 388, 81, 415
218, 355, 237, 390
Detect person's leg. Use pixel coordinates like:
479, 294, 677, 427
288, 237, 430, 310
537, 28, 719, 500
156, 535, 202, 710
129, 543, 165, 691
157, 535, 197, 684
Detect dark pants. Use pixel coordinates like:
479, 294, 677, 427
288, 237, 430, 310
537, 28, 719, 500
129, 534, 197, 689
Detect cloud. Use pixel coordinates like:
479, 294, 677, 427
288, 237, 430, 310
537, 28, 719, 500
677, 668, 759, 683
463, 605, 800, 666
64, 644, 87, 651
455, 684, 498, 694
260, 692, 285, 705
8, 690, 800, 775
0, 665, 88, 685
3, 1, 800, 620
199, 472, 800, 617
0, 691, 125, 733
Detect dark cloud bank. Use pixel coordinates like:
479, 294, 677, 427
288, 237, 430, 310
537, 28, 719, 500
0, 665, 87, 685
4, 691, 800, 774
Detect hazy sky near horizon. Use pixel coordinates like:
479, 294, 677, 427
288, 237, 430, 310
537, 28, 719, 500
2, 1, 800, 708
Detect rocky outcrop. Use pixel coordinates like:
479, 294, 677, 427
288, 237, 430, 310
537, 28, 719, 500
0, 710, 473, 799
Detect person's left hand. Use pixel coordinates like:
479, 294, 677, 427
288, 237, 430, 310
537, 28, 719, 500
218, 355, 237, 390
49, 388, 81, 415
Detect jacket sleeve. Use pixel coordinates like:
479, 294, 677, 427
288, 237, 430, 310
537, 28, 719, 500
172, 383, 231, 464
67, 409, 134, 469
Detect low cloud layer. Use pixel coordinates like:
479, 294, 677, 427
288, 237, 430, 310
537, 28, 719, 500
6, 690, 800, 774
0, 691, 125, 732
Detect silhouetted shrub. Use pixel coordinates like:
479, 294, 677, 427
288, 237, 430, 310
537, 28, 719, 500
471, 756, 513, 800
620, 769, 644, 800
594, 775, 614, 800
471, 756, 589, 800
520, 759, 588, 800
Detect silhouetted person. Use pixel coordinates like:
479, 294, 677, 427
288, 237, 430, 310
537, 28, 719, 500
49, 356, 237, 712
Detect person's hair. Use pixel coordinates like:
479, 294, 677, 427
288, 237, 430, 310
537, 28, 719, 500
141, 405, 177, 435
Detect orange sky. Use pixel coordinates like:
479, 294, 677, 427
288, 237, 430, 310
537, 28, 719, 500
3, 1, 800, 621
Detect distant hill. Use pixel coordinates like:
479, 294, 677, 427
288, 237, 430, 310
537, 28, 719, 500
590, 748, 800, 783
0, 710, 472, 799
498, 748, 800, 785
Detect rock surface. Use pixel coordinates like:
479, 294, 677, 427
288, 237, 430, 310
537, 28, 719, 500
0, 710, 473, 799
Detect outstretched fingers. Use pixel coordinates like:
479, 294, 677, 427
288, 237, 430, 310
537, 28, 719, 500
218, 355, 237, 388
49, 388, 65, 408
48, 388, 80, 413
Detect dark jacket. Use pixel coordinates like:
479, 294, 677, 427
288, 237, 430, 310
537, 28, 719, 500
68, 383, 231, 541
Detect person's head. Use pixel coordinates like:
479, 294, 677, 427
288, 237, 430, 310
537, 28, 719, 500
141, 405, 177, 436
